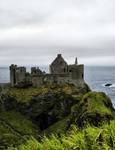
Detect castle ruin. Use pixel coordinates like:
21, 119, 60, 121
10, 54, 84, 87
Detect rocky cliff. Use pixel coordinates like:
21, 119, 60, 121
0, 83, 114, 149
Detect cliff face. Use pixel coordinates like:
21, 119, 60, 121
0, 83, 114, 148
0, 84, 90, 130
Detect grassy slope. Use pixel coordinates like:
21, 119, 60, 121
42, 115, 70, 136
0, 84, 89, 148
0, 111, 39, 148
71, 92, 115, 127
7, 90, 115, 150
8, 121, 115, 150
1, 84, 115, 149
82, 92, 113, 115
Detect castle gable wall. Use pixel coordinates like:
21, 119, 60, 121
50, 54, 68, 74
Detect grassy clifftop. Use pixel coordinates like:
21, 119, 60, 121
8, 120, 115, 150
71, 92, 115, 127
0, 83, 114, 149
7, 83, 90, 103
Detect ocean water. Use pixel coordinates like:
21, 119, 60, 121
85, 66, 115, 108
0, 66, 115, 107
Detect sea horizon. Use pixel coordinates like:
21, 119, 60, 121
0, 66, 115, 108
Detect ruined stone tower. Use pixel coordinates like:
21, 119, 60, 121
10, 64, 17, 87
10, 65, 26, 87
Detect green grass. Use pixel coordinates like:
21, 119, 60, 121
8, 120, 115, 150
0, 111, 38, 135
3, 85, 115, 149
42, 116, 70, 136
7, 84, 87, 103
8, 87, 49, 103
82, 92, 113, 115
71, 91, 115, 127
0, 111, 39, 148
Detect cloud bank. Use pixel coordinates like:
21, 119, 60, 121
0, 0, 115, 66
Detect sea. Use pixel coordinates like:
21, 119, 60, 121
0, 66, 115, 108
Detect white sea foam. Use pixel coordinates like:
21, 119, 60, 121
102, 84, 106, 87
110, 84, 115, 88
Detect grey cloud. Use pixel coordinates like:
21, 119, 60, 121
0, 0, 115, 66
0, 0, 55, 28
1, 0, 115, 28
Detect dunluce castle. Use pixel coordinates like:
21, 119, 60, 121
9, 54, 84, 88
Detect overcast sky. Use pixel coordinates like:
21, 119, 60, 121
0, 0, 115, 66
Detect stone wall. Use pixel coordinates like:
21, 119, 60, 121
68, 64, 84, 80
9, 54, 84, 88
32, 75, 43, 87
10, 65, 27, 87
15, 67, 26, 84
31, 69, 84, 88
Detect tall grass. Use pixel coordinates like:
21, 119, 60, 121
8, 121, 115, 150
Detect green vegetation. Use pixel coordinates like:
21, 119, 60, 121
71, 92, 114, 127
7, 83, 89, 103
0, 111, 38, 149
82, 92, 113, 114
8, 87, 49, 103
8, 121, 115, 150
0, 84, 114, 149
42, 116, 70, 135
0, 111, 38, 135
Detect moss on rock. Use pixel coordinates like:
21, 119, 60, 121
7, 83, 90, 103
71, 92, 115, 127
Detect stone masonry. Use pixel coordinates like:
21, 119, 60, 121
9, 54, 84, 87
